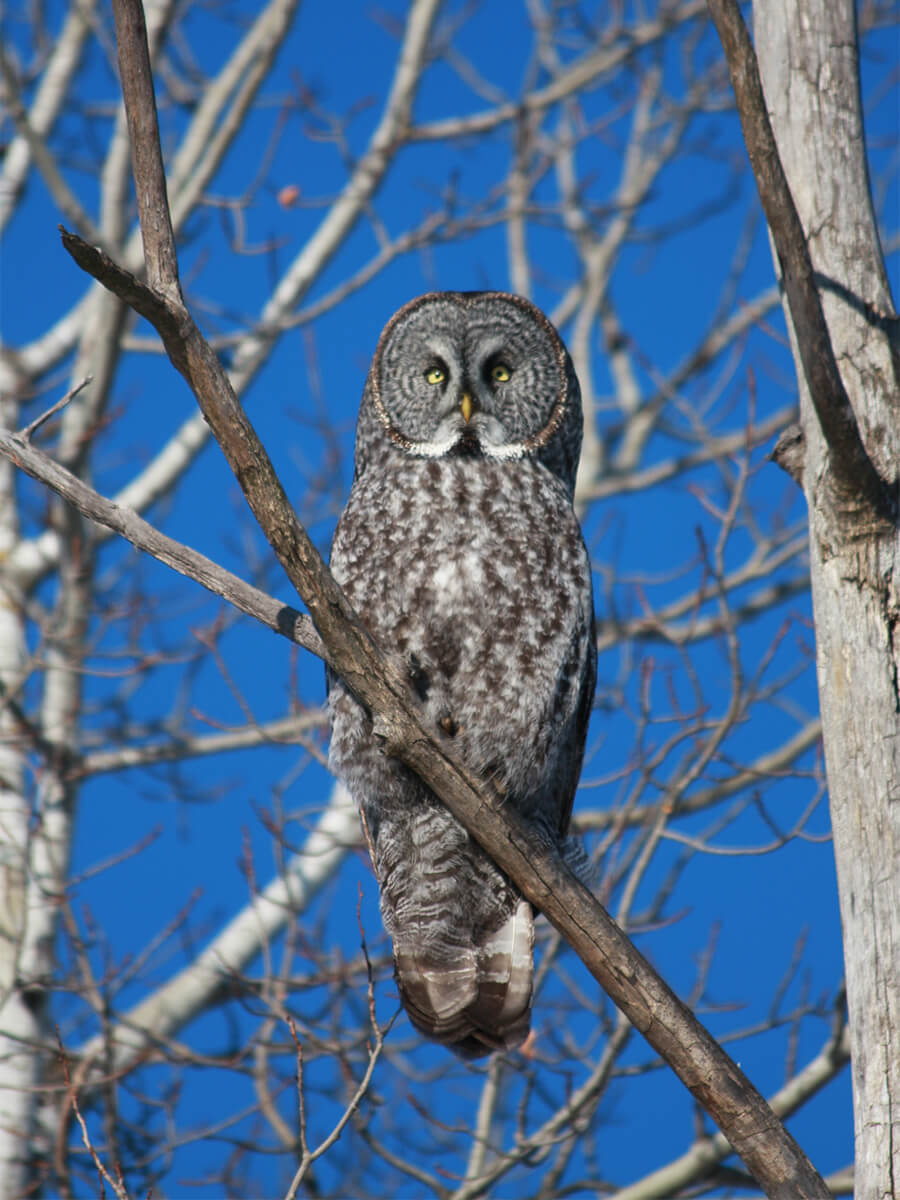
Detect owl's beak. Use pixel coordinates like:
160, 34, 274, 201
460, 393, 473, 423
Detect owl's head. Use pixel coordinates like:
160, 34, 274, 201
355, 292, 584, 496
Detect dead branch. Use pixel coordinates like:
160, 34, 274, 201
706, 0, 895, 522
0, 425, 327, 663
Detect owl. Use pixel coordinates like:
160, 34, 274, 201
328, 292, 596, 1058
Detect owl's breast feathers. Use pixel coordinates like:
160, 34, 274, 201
329, 452, 595, 1056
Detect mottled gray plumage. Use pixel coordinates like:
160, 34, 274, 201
328, 292, 596, 1057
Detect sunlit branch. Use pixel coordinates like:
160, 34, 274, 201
707, 0, 894, 519
409, 0, 707, 143
589, 403, 794, 500
0, 425, 327, 663
75, 710, 328, 779
0, 1, 96, 234
0, 47, 106, 247
575, 718, 821, 833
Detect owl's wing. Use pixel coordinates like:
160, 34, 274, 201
554, 607, 597, 839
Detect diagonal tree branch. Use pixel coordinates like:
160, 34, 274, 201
706, 0, 895, 521
610, 1022, 850, 1200
0, 45, 106, 249
0, 0, 96, 235
0, 421, 326, 665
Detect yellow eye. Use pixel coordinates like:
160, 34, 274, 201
491, 364, 511, 383
425, 366, 445, 385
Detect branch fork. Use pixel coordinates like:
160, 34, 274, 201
707, 0, 896, 525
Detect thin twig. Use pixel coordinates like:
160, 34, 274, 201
19, 377, 92, 442
57, 1030, 131, 1200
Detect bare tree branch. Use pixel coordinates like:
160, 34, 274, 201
111, 0, 181, 296
706, 0, 895, 521
575, 717, 822, 833
0, 46, 106, 247
73, 783, 359, 1074
0, 424, 327, 663
409, 0, 707, 143
77, 711, 328, 778
611, 1022, 849, 1200
0, 0, 96, 234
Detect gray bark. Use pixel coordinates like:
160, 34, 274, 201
754, 2, 900, 1195
0, 396, 33, 1198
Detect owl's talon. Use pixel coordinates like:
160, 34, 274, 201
438, 712, 459, 737
406, 653, 431, 702
372, 714, 403, 758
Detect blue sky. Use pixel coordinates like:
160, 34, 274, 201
3, 0, 898, 1195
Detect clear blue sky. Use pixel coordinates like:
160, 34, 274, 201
4, 1, 897, 1194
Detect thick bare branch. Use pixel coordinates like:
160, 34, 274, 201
750, 2, 900, 1192
77, 711, 327, 778
0, 423, 326, 664
706, 0, 895, 521
110, 0, 181, 296
611, 1023, 850, 1200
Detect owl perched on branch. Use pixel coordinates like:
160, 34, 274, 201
328, 292, 596, 1057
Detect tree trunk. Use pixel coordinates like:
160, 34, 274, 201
0, 385, 35, 1199
754, 2, 900, 1195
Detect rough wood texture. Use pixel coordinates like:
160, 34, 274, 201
111, 0, 180, 295
751, 2, 900, 1194
0, 423, 327, 664
707, 0, 893, 521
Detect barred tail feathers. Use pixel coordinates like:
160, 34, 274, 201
394, 899, 534, 1058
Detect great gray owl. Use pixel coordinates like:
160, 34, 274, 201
328, 291, 596, 1057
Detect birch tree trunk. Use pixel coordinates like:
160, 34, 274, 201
754, 2, 900, 1194
0, 387, 34, 1199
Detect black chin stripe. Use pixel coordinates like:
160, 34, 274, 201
451, 430, 483, 457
